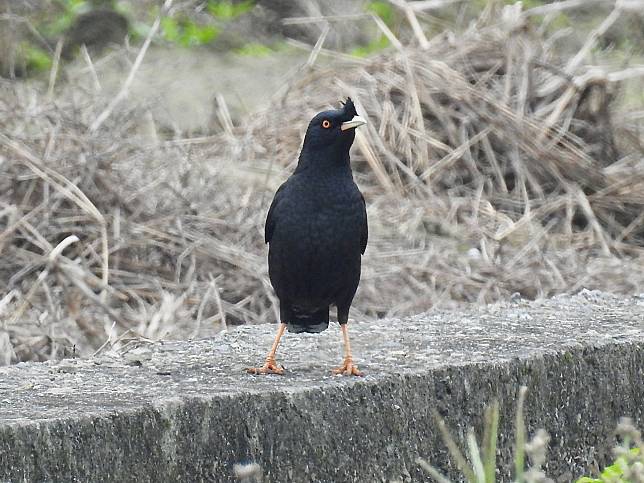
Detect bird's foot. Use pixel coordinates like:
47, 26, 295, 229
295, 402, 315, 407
246, 357, 284, 375
332, 357, 363, 377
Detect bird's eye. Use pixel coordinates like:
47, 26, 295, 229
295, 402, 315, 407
322, 120, 331, 129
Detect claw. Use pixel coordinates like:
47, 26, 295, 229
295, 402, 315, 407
246, 357, 285, 375
332, 357, 363, 377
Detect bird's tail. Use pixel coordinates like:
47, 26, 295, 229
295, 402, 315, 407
287, 308, 329, 334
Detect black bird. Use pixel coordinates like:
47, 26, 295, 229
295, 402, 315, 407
247, 98, 368, 376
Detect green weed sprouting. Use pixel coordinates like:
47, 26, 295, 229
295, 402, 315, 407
207, 0, 254, 20
158, 1, 255, 47
21, 44, 52, 72
233, 43, 273, 57
160, 16, 219, 47
578, 418, 644, 483
417, 387, 643, 483
416, 386, 536, 483
365, 1, 395, 27
350, 36, 390, 58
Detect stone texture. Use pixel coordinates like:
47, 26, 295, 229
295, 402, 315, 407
0, 292, 642, 482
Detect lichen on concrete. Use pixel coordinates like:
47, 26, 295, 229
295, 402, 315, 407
0, 292, 642, 482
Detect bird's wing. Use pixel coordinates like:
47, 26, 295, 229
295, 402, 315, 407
265, 183, 287, 244
360, 193, 368, 255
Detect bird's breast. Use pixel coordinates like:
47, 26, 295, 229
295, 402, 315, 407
267, 173, 364, 308
275, 181, 362, 251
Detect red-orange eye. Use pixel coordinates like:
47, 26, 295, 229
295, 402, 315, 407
322, 120, 331, 129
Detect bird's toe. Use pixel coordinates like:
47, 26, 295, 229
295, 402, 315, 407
332, 359, 363, 377
246, 362, 285, 375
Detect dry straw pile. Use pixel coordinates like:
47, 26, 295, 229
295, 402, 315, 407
1, 2, 643, 363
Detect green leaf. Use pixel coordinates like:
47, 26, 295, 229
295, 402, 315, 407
366, 1, 395, 26
350, 35, 389, 58
601, 464, 623, 478
62, 0, 88, 15
576, 447, 641, 482
483, 401, 499, 483
514, 386, 528, 483
130, 21, 152, 41
208, 0, 254, 20
234, 42, 272, 57
41, 11, 75, 36
161, 17, 180, 43
23, 44, 52, 72
181, 22, 217, 46
433, 410, 478, 483
161, 17, 219, 47
194, 25, 219, 45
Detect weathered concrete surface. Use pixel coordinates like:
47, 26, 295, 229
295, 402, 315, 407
0, 292, 642, 482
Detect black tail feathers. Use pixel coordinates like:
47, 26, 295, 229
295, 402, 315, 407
287, 307, 329, 334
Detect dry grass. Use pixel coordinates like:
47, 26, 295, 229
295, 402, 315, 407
1, 2, 644, 363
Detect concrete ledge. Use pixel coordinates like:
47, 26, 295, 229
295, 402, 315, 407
1, 292, 643, 482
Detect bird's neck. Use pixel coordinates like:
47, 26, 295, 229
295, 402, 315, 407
295, 145, 352, 176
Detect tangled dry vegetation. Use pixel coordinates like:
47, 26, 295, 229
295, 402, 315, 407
1, 3, 644, 363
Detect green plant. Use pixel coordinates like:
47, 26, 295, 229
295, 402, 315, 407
577, 419, 644, 483
207, 0, 254, 20
418, 390, 644, 483
417, 386, 542, 482
22, 44, 52, 72
366, 0, 395, 27
160, 16, 219, 47
234, 42, 273, 57
59, 0, 87, 12
350, 35, 389, 58
41, 0, 88, 36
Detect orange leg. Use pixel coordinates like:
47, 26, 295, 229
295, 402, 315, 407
332, 324, 363, 376
246, 323, 286, 375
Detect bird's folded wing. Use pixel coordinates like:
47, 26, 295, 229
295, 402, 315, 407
360, 193, 368, 255
265, 183, 288, 244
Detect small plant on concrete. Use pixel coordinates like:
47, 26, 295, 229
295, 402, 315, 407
577, 418, 644, 483
417, 386, 548, 483
418, 388, 643, 483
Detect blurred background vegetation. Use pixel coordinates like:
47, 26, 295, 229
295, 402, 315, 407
1, 0, 643, 364
5, 1, 643, 79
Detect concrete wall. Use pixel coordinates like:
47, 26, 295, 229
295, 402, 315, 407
1, 292, 642, 482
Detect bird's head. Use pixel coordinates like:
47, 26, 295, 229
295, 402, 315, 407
299, 98, 367, 166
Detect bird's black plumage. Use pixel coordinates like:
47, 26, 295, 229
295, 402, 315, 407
265, 98, 368, 333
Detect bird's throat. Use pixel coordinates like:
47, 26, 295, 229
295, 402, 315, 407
296, 145, 352, 174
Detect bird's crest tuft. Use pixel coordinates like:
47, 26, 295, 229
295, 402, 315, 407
341, 97, 358, 117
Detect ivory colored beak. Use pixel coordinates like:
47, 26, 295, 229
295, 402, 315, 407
341, 115, 367, 131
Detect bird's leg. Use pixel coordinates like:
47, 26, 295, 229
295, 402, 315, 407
246, 323, 286, 375
333, 324, 363, 376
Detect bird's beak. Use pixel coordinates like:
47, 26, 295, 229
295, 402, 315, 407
341, 115, 367, 131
